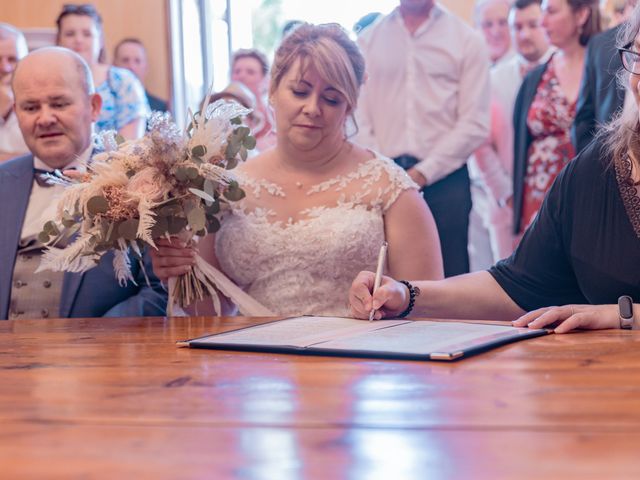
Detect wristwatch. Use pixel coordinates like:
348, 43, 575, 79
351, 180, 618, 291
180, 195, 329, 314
618, 295, 635, 330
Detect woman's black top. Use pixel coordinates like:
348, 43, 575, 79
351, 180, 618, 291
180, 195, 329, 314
490, 137, 640, 310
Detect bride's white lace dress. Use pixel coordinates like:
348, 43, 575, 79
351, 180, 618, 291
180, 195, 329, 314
215, 152, 417, 316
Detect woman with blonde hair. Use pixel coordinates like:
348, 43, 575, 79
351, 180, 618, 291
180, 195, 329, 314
151, 23, 443, 317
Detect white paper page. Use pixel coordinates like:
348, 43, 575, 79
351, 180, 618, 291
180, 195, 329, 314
197, 316, 409, 348
317, 321, 530, 355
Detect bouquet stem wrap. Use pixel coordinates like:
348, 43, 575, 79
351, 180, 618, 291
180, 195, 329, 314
167, 254, 274, 317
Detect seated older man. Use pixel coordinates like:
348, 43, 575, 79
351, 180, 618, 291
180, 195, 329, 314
0, 47, 166, 320
0, 23, 29, 162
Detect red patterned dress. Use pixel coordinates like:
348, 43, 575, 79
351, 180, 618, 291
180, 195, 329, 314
521, 59, 576, 232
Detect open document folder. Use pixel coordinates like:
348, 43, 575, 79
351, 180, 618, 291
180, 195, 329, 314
177, 316, 549, 361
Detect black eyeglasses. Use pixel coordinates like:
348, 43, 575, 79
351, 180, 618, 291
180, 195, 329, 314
619, 42, 640, 75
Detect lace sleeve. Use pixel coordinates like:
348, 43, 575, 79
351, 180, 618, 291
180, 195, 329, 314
374, 154, 420, 212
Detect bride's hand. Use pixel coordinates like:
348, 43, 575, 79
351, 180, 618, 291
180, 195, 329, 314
150, 237, 197, 281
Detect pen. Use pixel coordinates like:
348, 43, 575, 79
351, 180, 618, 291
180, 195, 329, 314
369, 241, 388, 321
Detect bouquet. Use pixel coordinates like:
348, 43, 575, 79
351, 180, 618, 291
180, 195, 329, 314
37, 99, 273, 316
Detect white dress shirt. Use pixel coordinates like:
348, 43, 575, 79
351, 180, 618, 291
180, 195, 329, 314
21, 147, 92, 241
0, 111, 28, 157
355, 4, 491, 185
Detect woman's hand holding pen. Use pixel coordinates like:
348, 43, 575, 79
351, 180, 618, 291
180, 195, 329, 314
349, 271, 410, 320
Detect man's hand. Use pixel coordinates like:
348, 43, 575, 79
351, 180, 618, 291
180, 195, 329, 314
407, 167, 427, 188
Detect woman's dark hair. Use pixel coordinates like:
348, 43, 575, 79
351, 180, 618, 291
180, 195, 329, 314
568, 0, 602, 46
55, 3, 106, 63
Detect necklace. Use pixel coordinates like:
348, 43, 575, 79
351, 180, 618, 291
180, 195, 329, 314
289, 140, 350, 190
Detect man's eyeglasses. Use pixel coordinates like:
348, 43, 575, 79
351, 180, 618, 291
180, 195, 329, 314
619, 42, 640, 75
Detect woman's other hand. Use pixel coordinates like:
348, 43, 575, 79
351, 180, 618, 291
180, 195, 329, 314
149, 237, 196, 282
512, 304, 620, 333
349, 271, 410, 320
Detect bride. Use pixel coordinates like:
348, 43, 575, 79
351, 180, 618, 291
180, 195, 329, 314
151, 23, 443, 316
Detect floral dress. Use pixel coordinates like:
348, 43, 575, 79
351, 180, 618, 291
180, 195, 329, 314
521, 59, 576, 232
95, 67, 150, 133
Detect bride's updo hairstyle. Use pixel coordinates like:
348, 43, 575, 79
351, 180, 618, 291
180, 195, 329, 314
269, 23, 366, 116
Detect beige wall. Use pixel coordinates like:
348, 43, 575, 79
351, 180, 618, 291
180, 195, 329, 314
1, 0, 170, 101
441, 0, 475, 23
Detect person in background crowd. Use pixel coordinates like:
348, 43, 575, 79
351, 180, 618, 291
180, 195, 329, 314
0, 47, 166, 320
469, 0, 519, 271
230, 48, 276, 151
572, 0, 638, 152
512, 0, 601, 237
469, 0, 553, 269
0, 23, 28, 162
113, 37, 169, 113
356, 0, 490, 277
474, 0, 515, 64
55, 3, 149, 139
349, 4, 640, 334
151, 23, 443, 317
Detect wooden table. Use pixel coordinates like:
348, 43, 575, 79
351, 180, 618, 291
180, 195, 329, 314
1, 316, 639, 479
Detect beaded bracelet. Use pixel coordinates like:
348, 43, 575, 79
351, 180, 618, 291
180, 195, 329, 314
397, 280, 419, 318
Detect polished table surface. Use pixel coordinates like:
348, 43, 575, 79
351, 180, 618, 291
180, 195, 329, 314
1, 315, 639, 479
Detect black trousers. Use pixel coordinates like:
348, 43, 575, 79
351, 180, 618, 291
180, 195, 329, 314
394, 156, 471, 277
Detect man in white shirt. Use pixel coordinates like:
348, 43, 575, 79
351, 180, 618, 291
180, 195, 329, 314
355, 0, 490, 277
0, 23, 28, 162
0, 47, 166, 320
469, 0, 552, 269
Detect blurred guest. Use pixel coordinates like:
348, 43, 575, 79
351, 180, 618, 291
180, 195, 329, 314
573, 0, 638, 152
513, 0, 601, 236
151, 24, 443, 317
0, 47, 166, 320
356, 0, 490, 277
56, 4, 149, 139
0, 23, 28, 162
230, 48, 276, 151
469, 0, 553, 268
113, 37, 168, 113
475, 0, 515, 64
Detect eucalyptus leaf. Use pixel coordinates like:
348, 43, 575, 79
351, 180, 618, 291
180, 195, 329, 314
37, 231, 50, 244
186, 167, 199, 180
223, 186, 245, 201
115, 134, 126, 145
240, 147, 248, 162
206, 215, 221, 233
151, 215, 169, 237
118, 218, 139, 241
189, 187, 215, 203
226, 156, 238, 170
191, 145, 207, 157
205, 200, 220, 215
187, 207, 206, 231
236, 126, 250, 138
225, 140, 241, 159
175, 167, 188, 182
167, 216, 188, 235
230, 116, 242, 125
87, 196, 109, 215
43, 220, 60, 236
243, 135, 257, 150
